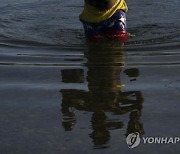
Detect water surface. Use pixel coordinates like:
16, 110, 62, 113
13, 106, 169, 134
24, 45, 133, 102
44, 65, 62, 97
0, 0, 180, 153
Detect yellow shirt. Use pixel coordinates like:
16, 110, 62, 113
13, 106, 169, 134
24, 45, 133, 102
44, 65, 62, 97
80, 0, 128, 23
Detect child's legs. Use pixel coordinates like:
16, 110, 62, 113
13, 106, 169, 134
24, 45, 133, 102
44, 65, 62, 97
81, 21, 104, 41
80, 10, 128, 41
104, 10, 128, 40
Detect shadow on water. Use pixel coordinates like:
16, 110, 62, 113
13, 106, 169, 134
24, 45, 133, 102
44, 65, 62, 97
0, 0, 180, 152
60, 42, 144, 149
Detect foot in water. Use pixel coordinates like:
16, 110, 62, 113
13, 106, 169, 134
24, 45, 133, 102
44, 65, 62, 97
88, 31, 135, 42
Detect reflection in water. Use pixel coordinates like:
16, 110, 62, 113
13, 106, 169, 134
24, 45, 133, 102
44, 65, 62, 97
60, 42, 144, 148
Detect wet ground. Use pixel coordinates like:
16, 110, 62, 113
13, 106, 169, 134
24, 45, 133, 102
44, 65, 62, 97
0, 0, 180, 153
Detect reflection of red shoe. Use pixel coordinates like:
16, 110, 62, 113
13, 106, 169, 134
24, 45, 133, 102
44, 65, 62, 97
87, 30, 130, 42
106, 30, 129, 41
88, 34, 105, 41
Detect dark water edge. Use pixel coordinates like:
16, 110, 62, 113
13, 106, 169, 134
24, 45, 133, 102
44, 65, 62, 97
0, 0, 180, 153
0, 44, 180, 154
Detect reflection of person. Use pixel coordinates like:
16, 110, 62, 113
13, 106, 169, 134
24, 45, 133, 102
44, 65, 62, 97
89, 111, 111, 148
60, 43, 144, 148
80, 0, 129, 41
61, 68, 84, 131
126, 110, 145, 138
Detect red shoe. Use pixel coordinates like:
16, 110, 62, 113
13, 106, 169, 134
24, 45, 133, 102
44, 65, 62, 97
106, 30, 129, 41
